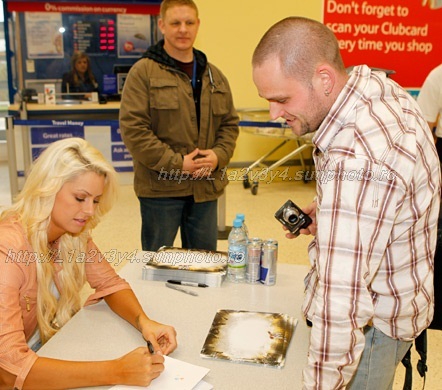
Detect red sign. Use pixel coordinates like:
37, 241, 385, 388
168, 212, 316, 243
323, 0, 442, 88
6, 2, 160, 15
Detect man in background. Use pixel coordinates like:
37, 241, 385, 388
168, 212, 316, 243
120, 0, 239, 251
417, 63, 442, 162
252, 17, 440, 389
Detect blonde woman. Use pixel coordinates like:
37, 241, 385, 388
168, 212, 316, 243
0, 138, 177, 389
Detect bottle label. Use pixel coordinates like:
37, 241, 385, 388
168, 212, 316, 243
228, 246, 246, 268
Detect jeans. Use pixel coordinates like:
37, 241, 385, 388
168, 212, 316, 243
347, 326, 412, 390
138, 196, 218, 251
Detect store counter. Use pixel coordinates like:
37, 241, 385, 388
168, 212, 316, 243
38, 260, 311, 390
6, 101, 132, 196
8, 101, 121, 120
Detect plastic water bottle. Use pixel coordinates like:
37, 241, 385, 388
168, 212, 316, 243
235, 213, 249, 240
227, 218, 247, 283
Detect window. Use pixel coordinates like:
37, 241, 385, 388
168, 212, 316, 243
0, 0, 8, 111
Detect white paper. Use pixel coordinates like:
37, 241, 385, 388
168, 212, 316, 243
111, 355, 210, 390
193, 380, 213, 390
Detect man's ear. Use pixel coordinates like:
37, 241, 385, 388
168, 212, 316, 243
158, 18, 164, 34
316, 65, 335, 96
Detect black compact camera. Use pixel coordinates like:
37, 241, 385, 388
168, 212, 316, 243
274, 199, 312, 236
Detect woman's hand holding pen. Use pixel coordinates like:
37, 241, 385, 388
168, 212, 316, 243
111, 318, 176, 386
102, 291, 176, 386
114, 346, 165, 387
104, 290, 177, 355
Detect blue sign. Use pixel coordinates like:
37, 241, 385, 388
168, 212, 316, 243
30, 126, 84, 144
115, 166, 134, 173
112, 144, 132, 161
103, 74, 118, 95
31, 147, 47, 161
110, 122, 123, 142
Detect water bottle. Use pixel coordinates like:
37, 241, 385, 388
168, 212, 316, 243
235, 213, 249, 239
227, 218, 247, 283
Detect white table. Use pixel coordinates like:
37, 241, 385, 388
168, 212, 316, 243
38, 260, 311, 389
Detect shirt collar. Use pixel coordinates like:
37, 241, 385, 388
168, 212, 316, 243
313, 64, 372, 153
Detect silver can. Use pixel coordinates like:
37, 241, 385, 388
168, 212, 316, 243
265, 239, 278, 255
246, 238, 262, 284
260, 240, 277, 285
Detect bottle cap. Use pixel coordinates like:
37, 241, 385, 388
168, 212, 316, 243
233, 218, 242, 228
236, 213, 245, 221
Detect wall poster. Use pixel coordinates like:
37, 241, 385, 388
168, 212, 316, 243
117, 14, 152, 58
323, 0, 442, 88
25, 12, 64, 59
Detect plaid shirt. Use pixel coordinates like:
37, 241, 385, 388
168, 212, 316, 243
302, 65, 441, 389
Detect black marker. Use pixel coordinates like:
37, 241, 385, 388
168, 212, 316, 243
167, 280, 208, 288
147, 340, 155, 354
165, 282, 199, 296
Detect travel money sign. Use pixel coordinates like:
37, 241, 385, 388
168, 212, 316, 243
323, 0, 442, 88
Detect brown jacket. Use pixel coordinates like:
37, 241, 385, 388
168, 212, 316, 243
119, 43, 239, 202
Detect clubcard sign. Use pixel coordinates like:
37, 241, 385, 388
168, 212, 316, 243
323, 0, 442, 88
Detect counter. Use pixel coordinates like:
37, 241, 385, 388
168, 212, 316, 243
8, 102, 121, 120
6, 101, 132, 196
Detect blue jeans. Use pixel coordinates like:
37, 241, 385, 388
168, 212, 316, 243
138, 196, 218, 251
347, 326, 412, 390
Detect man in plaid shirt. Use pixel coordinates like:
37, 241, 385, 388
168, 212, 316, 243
252, 16, 441, 389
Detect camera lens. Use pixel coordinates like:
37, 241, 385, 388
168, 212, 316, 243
283, 207, 299, 225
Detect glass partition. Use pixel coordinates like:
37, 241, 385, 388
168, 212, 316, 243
3, 0, 162, 103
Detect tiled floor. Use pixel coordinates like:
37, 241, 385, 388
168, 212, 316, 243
1, 162, 441, 389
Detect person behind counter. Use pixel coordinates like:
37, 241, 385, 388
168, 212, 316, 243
0, 138, 177, 389
61, 52, 99, 99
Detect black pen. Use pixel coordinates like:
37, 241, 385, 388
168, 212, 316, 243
165, 282, 199, 296
147, 340, 155, 354
167, 279, 208, 288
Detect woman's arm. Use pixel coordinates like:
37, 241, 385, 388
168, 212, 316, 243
19, 347, 164, 390
104, 289, 178, 355
15, 289, 177, 389
84, 240, 177, 354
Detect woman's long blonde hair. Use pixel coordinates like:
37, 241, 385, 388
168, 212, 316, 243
1, 138, 118, 343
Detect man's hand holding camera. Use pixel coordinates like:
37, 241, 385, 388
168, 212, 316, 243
285, 201, 317, 238
274, 199, 316, 238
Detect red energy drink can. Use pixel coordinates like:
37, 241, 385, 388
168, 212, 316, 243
246, 238, 262, 284
260, 240, 277, 285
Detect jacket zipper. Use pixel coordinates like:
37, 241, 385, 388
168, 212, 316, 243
24, 295, 31, 311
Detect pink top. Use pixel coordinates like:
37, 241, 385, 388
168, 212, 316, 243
0, 218, 132, 389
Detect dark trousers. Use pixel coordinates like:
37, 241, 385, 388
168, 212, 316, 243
138, 196, 218, 251
436, 137, 442, 164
